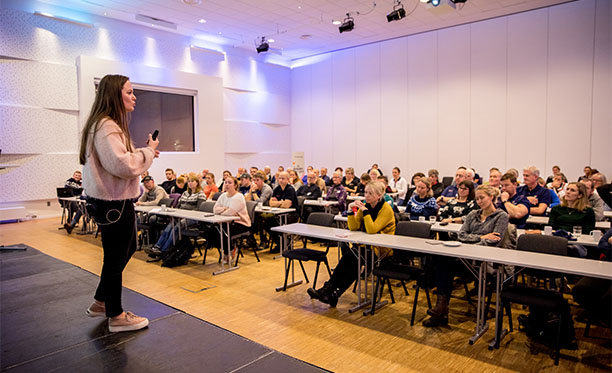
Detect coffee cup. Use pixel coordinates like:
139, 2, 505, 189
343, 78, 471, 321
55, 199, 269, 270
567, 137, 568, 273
317, 197, 323, 203
160, 204, 167, 211
257, 202, 263, 209
543, 226, 552, 235
590, 230, 602, 242
573, 226, 582, 237
418, 216, 426, 222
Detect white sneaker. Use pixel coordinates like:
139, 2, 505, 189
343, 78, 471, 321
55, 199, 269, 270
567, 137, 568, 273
108, 311, 149, 332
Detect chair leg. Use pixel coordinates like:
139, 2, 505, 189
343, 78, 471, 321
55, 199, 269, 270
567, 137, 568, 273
401, 281, 409, 296
410, 284, 420, 326
298, 260, 309, 284
554, 313, 562, 366
313, 261, 321, 289
584, 320, 591, 338
493, 300, 504, 349
425, 288, 432, 309
506, 303, 513, 332
282, 259, 292, 291
386, 278, 395, 304
369, 277, 382, 316
323, 259, 332, 277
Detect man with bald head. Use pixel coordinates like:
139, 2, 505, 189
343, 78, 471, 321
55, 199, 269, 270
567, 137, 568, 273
437, 167, 466, 206
265, 171, 299, 252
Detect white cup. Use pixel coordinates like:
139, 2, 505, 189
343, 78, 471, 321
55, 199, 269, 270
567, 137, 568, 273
590, 230, 602, 242
429, 216, 437, 223
160, 204, 167, 211
543, 226, 552, 235
317, 197, 323, 203
418, 216, 426, 222
257, 202, 263, 209
573, 226, 582, 237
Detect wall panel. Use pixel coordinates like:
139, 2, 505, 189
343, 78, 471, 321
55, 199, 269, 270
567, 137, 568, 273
309, 57, 333, 168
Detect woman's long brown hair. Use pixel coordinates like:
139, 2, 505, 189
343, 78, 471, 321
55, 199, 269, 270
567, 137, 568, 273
79, 74, 134, 165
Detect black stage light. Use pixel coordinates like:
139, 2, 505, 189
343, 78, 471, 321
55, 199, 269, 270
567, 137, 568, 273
256, 37, 269, 53
339, 14, 354, 33
450, 0, 467, 3
387, 3, 406, 22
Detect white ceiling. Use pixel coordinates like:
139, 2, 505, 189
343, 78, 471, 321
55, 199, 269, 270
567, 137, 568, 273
37, 0, 575, 61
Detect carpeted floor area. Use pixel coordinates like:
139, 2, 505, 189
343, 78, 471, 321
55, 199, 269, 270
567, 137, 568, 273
0, 244, 328, 372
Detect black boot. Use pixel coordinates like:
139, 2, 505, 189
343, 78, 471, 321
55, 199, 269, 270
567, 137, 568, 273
423, 294, 449, 327
307, 282, 340, 308
307, 281, 331, 300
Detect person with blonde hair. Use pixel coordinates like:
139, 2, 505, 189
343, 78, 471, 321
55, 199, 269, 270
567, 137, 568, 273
170, 175, 187, 195
424, 183, 509, 327
307, 181, 395, 307
342, 167, 360, 194
549, 182, 595, 236
404, 178, 438, 221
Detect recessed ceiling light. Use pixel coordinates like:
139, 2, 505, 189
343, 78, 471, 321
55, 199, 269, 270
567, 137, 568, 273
297, 5, 302, 9
218, 32, 222, 34
198, 18, 206, 23
332, 20, 341, 25
267, 38, 275, 43
182, 0, 202, 4
103, 12, 107, 16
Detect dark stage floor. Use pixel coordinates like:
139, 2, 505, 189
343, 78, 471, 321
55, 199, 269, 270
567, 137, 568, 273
0, 245, 327, 372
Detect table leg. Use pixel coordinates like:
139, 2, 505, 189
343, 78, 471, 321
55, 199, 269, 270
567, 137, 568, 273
273, 214, 287, 260
489, 265, 508, 350
213, 222, 239, 275
275, 232, 303, 291
349, 244, 372, 313
469, 261, 489, 345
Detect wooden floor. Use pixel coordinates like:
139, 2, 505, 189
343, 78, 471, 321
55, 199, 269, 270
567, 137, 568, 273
1, 218, 610, 372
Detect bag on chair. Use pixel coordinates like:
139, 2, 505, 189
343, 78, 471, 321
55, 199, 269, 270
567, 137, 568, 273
161, 237, 195, 268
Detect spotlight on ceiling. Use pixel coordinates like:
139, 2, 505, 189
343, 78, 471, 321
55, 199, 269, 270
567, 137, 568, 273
338, 14, 354, 33
429, 0, 441, 6
387, 1, 406, 22
256, 37, 269, 53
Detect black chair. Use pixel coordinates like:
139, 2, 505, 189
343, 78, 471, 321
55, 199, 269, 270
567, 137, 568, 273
441, 176, 453, 187
212, 192, 223, 201
280, 212, 335, 291
180, 201, 217, 263
367, 221, 432, 325
136, 198, 172, 249
493, 234, 569, 365
233, 201, 260, 265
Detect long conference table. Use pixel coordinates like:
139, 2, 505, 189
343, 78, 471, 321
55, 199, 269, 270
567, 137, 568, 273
135, 206, 238, 275
271, 222, 612, 346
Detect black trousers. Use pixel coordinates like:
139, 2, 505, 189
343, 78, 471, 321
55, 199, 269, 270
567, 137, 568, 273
328, 242, 375, 296
89, 199, 137, 317
572, 276, 612, 323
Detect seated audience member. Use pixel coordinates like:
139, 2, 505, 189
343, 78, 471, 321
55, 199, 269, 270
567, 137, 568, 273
487, 168, 502, 190
218, 170, 232, 191
438, 180, 477, 224
402, 172, 425, 204
517, 166, 551, 216
159, 168, 177, 194
547, 173, 567, 199
63, 170, 84, 234
301, 165, 314, 184
424, 184, 510, 327
307, 181, 395, 307
580, 179, 605, 221
246, 171, 273, 205
263, 166, 273, 186
390, 167, 409, 204
539, 177, 561, 207
238, 173, 252, 195
320, 167, 331, 186
549, 182, 595, 236
594, 175, 611, 210
342, 167, 360, 194
367, 163, 383, 176
354, 173, 371, 196
236, 167, 246, 178
266, 171, 299, 252
428, 169, 445, 199
464, 168, 475, 183
591, 172, 607, 189
498, 173, 530, 228
297, 172, 323, 221
312, 168, 327, 193
377, 175, 396, 210
580, 166, 593, 181
146, 174, 207, 256
545, 165, 562, 185
171, 174, 187, 194
437, 167, 467, 206
334, 166, 344, 175
212, 176, 251, 263
203, 172, 219, 200
136, 176, 168, 206
472, 168, 482, 185
249, 166, 258, 177
369, 168, 381, 183
289, 169, 303, 190
405, 179, 438, 221
326, 171, 347, 215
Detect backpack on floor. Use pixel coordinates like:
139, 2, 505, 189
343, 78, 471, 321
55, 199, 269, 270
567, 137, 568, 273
161, 237, 195, 268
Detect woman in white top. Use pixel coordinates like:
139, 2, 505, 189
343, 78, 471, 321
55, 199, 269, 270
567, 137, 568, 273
212, 176, 251, 262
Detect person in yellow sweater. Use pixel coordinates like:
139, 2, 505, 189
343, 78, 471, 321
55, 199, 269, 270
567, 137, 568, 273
307, 181, 395, 307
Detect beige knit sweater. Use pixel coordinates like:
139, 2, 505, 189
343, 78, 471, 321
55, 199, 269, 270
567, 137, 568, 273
83, 118, 155, 201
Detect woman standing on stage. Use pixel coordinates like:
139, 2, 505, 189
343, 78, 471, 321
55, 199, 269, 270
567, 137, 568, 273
80, 74, 159, 332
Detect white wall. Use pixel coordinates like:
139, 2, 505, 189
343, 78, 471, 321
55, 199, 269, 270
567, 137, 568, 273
0, 1, 291, 204
291, 0, 611, 182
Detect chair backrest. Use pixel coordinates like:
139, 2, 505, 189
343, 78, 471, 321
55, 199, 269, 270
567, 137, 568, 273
198, 201, 216, 213
212, 192, 223, 201
297, 195, 307, 219
441, 176, 453, 187
306, 212, 335, 227
395, 221, 431, 238
168, 193, 181, 207
158, 198, 173, 207
516, 234, 568, 256
245, 201, 257, 225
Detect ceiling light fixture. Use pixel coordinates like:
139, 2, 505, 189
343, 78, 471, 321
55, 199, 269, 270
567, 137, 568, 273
256, 36, 269, 53
332, 20, 342, 25
387, 1, 406, 22
198, 18, 206, 23
429, 0, 441, 6
338, 14, 354, 33
267, 38, 275, 43
34, 11, 94, 28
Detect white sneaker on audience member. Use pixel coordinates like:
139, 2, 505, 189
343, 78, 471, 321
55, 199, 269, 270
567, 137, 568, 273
108, 311, 149, 332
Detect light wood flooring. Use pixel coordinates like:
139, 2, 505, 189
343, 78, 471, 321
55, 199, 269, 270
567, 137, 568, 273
1, 218, 610, 372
